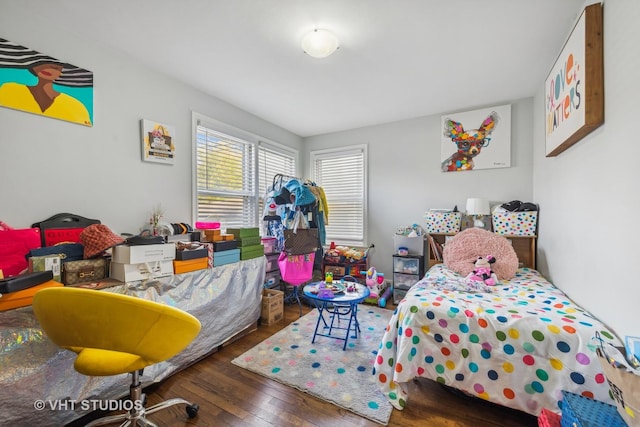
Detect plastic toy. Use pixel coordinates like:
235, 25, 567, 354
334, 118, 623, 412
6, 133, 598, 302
362, 267, 386, 303
378, 285, 393, 308
325, 271, 333, 284
316, 282, 335, 299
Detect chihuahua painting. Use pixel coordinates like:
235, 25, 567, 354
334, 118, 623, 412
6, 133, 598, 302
441, 111, 500, 172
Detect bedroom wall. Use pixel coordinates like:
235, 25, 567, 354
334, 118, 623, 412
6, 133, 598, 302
302, 97, 535, 278
0, 3, 302, 235
533, 0, 639, 339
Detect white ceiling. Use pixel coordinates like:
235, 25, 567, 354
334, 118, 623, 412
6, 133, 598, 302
30, 0, 587, 137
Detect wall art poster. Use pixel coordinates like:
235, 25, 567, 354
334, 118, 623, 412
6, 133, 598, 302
0, 37, 93, 127
544, 4, 603, 157
440, 104, 511, 173
141, 119, 176, 165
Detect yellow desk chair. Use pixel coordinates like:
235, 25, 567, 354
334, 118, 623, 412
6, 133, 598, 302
32, 287, 202, 427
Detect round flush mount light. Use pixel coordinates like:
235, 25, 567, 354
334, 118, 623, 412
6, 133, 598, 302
301, 29, 340, 58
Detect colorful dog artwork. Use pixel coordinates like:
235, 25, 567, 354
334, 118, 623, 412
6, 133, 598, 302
441, 111, 500, 172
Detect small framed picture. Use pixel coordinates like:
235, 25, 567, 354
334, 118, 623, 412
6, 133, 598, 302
141, 119, 175, 165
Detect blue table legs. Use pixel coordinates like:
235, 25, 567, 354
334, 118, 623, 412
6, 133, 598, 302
311, 302, 361, 350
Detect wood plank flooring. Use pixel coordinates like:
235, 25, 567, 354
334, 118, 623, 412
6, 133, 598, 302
69, 300, 538, 427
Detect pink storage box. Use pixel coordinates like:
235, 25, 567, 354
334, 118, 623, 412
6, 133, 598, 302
195, 221, 220, 230
261, 237, 276, 254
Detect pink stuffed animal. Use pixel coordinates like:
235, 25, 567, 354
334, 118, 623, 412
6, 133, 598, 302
466, 255, 498, 286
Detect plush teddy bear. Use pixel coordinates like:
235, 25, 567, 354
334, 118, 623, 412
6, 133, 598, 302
466, 255, 499, 286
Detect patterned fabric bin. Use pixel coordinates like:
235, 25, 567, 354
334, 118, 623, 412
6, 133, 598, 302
492, 211, 538, 236
424, 211, 461, 233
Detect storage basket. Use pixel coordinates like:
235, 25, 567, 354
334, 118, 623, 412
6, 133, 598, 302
538, 408, 561, 427
560, 390, 626, 427
424, 210, 461, 233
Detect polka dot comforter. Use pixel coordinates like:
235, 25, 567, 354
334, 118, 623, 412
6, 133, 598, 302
374, 264, 621, 416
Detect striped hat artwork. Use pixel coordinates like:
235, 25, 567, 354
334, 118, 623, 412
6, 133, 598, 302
0, 37, 92, 88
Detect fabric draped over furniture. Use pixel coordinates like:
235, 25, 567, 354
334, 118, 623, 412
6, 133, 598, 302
0, 256, 266, 426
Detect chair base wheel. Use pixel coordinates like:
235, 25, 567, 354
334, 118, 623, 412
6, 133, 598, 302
186, 403, 199, 418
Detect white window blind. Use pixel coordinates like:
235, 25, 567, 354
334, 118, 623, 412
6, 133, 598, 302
258, 143, 296, 206
311, 146, 367, 246
196, 125, 257, 229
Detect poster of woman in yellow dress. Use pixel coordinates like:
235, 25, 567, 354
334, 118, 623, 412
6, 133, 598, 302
0, 38, 93, 127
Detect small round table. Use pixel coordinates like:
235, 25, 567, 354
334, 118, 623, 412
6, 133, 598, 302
302, 281, 370, 350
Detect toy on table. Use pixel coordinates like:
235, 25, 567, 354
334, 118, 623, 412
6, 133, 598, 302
465, 255, 498, 286
315, 282, 335, 299
325, 271, 333, 284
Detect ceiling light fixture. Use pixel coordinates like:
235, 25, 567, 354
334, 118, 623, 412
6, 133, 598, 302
301, 29, 339, 58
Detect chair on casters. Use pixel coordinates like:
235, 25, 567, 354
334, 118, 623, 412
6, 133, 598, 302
32, 287, 202, 427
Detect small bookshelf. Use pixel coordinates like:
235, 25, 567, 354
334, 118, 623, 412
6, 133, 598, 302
426, 233, 456, 268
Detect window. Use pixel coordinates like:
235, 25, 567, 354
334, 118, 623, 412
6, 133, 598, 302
310, 145, 367, 246
194, 114, 297, 230
258, 142, 296, 213
195, 126, 256, 229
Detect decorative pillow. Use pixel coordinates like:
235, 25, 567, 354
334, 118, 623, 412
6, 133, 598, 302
442, 228, 518, 280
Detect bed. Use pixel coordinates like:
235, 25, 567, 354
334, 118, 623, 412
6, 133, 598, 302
374, 233, 621, 417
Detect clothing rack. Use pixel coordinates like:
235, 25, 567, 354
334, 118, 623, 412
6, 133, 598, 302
272, 173, 300, 192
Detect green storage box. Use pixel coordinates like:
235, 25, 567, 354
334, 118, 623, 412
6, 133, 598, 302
227, 227, 260, 239
240, 244, 265, 260
237, 236, 262, 247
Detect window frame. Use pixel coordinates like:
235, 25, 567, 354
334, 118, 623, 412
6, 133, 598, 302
309, 144, 368, 247
192, 112, 298, 229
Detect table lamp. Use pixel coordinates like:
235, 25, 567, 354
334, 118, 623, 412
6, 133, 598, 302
466, 198, 490, 228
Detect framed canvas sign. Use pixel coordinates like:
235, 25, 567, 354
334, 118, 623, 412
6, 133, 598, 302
0, 38, 93, 126
440, 104, 511, 173
545, 3, 603, 157
141, 119, 176, 164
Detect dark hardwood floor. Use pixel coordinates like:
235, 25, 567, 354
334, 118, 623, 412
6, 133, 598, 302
69, 300, 538, 427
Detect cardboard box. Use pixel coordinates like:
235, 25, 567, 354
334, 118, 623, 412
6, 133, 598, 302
227, 227, 259, 239
0, 280, 63, 312
424, 210, 462, 233
261, 288, 284, 324
175, 247, 208, 261
236, 236, 262, 247
173, 258, 208, 274
492, 211, 538, 236
110, 260, 173, 282
112, 243, 176, 264
213, 248, 240, 267
28, 255, 62, 282
240, 244, 265, 260
213, 240, 239, 252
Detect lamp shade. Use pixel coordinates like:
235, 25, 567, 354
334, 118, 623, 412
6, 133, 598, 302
466, 198, 490, 216
301, 29, 339, 58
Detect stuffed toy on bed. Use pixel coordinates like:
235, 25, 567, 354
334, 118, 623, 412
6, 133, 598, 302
466, 255, 499, 286
442, 228, 518, 280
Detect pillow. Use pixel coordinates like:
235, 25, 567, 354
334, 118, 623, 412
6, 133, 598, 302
442, 228, 518, 280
